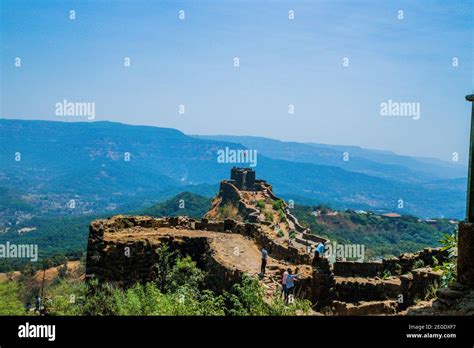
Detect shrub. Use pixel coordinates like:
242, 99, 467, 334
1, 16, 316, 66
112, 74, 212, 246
380, 269, 392, 280
412, 259, 424, 270
263, 210, 274, 223
272, 200, 285, 211
217, 203, 238, 220
153, 243, 178, 293
168, 256, 205, 292
433, 231, 457, 288
10, 254, 313, 317
44, 279, 87, 315
278, 209, 286, 221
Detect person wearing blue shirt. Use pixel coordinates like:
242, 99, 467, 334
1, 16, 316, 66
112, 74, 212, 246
313, 242, 326, 266
285, 268, 300, 304
316, 242, 325, 256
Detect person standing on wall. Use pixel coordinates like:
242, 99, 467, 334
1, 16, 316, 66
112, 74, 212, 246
312, 241, 326, 266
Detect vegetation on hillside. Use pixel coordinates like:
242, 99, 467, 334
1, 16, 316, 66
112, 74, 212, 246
0, 215, 92, 272
0, 281, 27, 315
291, 205, 456, 259
434, 230, 458, 288
0, 245, 311, 316
0, 192, 458, 272
141, 192, 211, 219
216, 203, 240, 220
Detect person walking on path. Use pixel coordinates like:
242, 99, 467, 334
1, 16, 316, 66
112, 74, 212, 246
260, 247, 268, 276
281, 269, 289, 301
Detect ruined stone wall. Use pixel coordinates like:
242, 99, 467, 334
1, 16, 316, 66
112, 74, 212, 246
217, 181, 260, 221
382, 248, 449, 275
332, 248, 449, 277
301, 232, 327, 244
311, 259, 335, 310
260, 184, 318, 237
333, 261, 384, 278
218, 181, 242, 205
86, 215, 446, 313
87, 215, 313, 285
86, 216, 248, 291
329, 248, 447, 313
335, 277, 402, 303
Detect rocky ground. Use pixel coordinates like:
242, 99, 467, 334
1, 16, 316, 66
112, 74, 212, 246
402, 286, 474, 315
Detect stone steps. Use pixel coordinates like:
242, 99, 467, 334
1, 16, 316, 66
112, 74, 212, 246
259, 270, 282, 300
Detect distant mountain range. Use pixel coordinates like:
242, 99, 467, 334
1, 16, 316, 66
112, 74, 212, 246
194, 135, 466, 183
0, 119, 467, 219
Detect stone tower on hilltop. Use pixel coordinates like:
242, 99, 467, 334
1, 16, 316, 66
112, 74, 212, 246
230, 167, 256, 191
228, 167, 272, 192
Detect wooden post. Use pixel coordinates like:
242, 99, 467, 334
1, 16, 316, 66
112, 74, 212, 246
465, 94, 474, 222
457, 94, 474, 288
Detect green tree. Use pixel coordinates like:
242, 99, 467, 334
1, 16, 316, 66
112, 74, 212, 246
272, 200, 285, 211
153, 243, 178, 293
168, 256, 205, 292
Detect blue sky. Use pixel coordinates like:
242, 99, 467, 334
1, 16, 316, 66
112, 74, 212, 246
1, 0, 472, 162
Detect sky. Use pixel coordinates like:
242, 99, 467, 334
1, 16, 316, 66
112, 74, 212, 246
1, 0, 473, 163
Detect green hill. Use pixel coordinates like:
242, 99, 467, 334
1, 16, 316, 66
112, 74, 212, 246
140, 192, 212, 219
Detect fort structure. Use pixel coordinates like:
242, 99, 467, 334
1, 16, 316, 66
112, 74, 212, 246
85, 168, 457, 315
